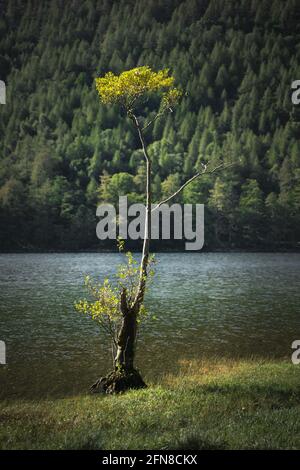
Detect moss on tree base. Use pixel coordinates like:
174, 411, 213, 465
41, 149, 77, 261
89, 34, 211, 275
90, 369, 147, 394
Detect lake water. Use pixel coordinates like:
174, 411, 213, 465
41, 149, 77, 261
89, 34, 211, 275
0, 253, 299, 399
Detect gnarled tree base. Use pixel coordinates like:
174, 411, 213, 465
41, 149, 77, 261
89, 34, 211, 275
90, 369, 147, 394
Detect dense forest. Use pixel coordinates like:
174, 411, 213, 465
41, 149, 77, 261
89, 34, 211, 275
0, 0, 300, 250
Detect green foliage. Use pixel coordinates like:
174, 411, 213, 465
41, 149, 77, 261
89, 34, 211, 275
98, 172, 136, 204
75, 239, 155, 358
75, 276, 121, 329
95, 66, 181, 110
1, 0, 300, 249
239, 180, 264, 216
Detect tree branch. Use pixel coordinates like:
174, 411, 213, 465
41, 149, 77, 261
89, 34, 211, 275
152, 161, 235, 213
142, 107, 170, 132
129, 113, 152, 309
130, 113, 150, 163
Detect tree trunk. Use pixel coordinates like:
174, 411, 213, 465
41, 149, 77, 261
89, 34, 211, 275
114, 307, 137, 371
90, 302, 146, 394
90, 113, 151, 394
113, 113, 152, 374
132, 113, 152, 312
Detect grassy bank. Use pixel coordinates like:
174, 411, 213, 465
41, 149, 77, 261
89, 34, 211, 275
1, 359, 300, 450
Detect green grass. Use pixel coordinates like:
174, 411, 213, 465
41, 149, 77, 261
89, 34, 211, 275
1, 358, 300, 450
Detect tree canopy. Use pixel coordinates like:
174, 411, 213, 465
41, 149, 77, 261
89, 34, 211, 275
95, 66, 181, 110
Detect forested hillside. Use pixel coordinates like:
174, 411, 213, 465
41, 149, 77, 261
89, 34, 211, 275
0, 0, 300, 250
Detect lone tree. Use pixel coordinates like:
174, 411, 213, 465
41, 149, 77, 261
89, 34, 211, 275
76, 66, 231, 393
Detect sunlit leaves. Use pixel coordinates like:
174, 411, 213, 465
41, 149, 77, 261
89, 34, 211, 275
162, 88, 183, 110
95, 66, 180, 110
75, 246, 156, 342
75, 276, 120, 326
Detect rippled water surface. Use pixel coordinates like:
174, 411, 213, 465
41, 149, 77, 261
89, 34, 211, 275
0, 253, 299, 399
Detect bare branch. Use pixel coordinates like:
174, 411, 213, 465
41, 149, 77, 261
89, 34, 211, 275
142, 107, 170, 132
129, 113, 152, 309
152, 161, 235, 213
129, 113, 150, 164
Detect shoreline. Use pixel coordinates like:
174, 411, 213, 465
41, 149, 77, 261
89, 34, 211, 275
1, 248, 300, 254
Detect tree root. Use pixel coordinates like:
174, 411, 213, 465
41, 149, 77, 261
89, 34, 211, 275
90, 369, 147, 394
